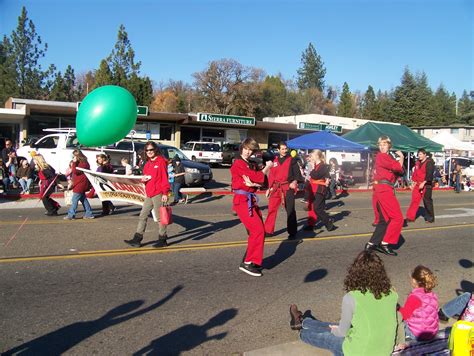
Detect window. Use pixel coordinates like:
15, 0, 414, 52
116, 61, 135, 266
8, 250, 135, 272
203, 143, 221, 152
451, 128, 459, 135
35, 136, 59, 149
66, 135, 80, 148
160, 124, 173, 140
181, 127, 201, 144
194, 143, 203, 151
164, 147, 188, 160
182, 142, 194, 150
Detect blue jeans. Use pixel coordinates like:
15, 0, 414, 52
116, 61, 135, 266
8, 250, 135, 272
67, 192, 93, 218
300, 318, 344, 356
173, 182, 182, 202
441, 292, 471, 318
19, 178, 33, 192
455, 175, 461, 192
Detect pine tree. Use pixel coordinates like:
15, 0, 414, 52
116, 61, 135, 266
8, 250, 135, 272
432, 85, 456, 125
414, 72, 434, 125
360, 85, 377, 119
95, 25, 153, 105
0, 36, 18, 104
9, 6, 55, 99
457, 90, 474, 124
296, 43, 326, 91
337, 82, 354, 117
392, 67, 418, 126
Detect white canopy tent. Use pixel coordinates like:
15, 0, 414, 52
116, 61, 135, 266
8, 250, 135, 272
430, 131, 474, 182
430, 131, 474, 152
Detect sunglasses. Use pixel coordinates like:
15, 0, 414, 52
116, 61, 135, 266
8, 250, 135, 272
145, 149, 155, 152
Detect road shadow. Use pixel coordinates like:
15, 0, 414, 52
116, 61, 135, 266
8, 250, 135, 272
325, 200, 345, 210
166, 217, 242, 245
393, 234, 406, 250
133, 308, 238, 355
457, 280, 473, 295
3, 285, 183, 356
459, 259, 473, 269
304, 268, 328, 283
187, 193, 225, 204
331, 210, 351, 224
262, 239, 303, 270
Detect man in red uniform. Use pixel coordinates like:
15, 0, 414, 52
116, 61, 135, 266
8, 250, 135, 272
264, 142, 304, 240
231, 138, 272, 277
124, 141, 170, 248
406, 149, 435, 223
365, 136, 404, 256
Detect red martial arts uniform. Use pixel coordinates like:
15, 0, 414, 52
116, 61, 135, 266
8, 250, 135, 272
306, 180, 318, 227
264, 155, 298, 236
231, 157, 266, 265
406, 159, 435, 222
370, 152, 404, 245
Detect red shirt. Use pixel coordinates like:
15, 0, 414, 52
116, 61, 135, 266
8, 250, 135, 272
143, 156, 170, 198
268, 155, 292, 188
71, 161, 91, 193
399, 294, 422, 320
230, 158, 265, 193
373, 152, 403, 183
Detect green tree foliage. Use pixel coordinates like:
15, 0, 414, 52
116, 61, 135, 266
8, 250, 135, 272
255, 75, 290, 118
0, 36, 18, 104
9, 7, 55, 99
457, 90, 474, 125
337, 82, 355, 117
431, 85, 456, 125
49, 65, 81, 102
296, 43, 326, 91
360, 85, 377, 120
391, 67, 418, 125
94, 25, 153, 106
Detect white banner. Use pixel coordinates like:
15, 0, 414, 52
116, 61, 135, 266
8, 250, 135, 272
78, 168, 146, 205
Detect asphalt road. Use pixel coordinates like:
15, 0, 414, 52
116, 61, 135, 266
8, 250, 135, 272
0, 190, 472, 355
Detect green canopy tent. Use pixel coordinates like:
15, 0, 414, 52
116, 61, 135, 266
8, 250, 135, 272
342, 122, 444, 152
343, 122, 444, 184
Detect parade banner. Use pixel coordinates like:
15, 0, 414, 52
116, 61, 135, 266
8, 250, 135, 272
77, 168, 146, 205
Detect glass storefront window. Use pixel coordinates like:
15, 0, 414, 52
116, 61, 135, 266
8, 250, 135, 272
160, 123, 173, 140
181, 127, 201, 146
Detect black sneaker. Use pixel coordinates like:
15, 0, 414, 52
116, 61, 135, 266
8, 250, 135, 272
365, 242, 376, 251
326, 219, 336, 231
124, 233, 143, 248
375, 244, 398, 256
287, 234, 297, 240
153, 239, 168, 248
438, 308, 449, 322
239, 262, 262, 277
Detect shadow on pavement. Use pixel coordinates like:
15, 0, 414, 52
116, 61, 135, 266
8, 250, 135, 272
3, 285, 183, 356
263, 239, 303, 270
188, 193, 224, 204
304, 268, 328, 283
459, 259, 473, 269
133, 308, 238, 356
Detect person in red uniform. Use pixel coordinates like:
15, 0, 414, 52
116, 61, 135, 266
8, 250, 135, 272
405, 149, 435, 224
124, 141, 170, 248
365, 136, 404, 256
231, 137, 272, 277
264, 142, 304, 240
307, 149, 336, 232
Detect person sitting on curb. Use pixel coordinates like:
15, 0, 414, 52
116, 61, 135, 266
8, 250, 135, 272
289, 250, 398, 356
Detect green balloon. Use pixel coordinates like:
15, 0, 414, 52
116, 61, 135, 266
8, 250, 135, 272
76, 85, 137, 147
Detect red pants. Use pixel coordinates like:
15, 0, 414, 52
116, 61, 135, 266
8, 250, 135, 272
264, 188, 297, 235
306, 184, 318, 226
373, 187, 403, 244
406, 185, 425, 221
234, 202, 265, 266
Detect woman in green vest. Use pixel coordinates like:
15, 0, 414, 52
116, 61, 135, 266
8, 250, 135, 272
289, 250, 398, 355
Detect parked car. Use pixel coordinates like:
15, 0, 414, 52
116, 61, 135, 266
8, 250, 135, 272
114, 140, 213, 187
222, 143, 240, 165
180, 141, 223, 164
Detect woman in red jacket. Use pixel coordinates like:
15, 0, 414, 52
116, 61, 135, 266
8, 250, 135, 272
64, 149, 94, 220
365, 136, 404, 256
231, 138, 272, 277
125, 141, 170, 248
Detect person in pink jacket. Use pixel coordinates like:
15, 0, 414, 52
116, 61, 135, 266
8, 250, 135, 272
124, 141, 170, 248
398, 265, 439, 341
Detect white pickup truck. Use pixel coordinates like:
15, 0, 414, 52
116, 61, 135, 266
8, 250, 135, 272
180, 141, 223, 164
16, 129, 136, 175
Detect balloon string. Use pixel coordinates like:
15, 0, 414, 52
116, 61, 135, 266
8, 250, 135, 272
4, 216, 29, 247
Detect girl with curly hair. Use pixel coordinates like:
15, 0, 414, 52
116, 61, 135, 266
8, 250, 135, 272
398, 265, 439, 341
289, 250, 398, 355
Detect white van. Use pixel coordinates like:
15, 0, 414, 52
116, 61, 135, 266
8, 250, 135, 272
181, 141, 223, 164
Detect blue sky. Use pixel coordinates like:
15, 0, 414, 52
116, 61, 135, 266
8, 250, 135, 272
1, 0, 472, 98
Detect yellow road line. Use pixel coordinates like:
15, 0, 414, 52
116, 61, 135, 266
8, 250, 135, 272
0, 223, 472, 264
1, 202, 472, 226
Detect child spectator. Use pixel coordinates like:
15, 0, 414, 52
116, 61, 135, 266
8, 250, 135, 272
96, 154, 116, 216
16, 159, 33, 194
121, 157, 133, 175
439, 292, 474, 322
398, 265, 439, 341
172, 156, 186, 204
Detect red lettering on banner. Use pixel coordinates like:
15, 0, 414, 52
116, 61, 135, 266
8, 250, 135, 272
110, 182, 145, 195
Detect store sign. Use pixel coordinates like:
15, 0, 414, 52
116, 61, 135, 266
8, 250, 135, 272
197, 113, 255, 126
298, 122, 343, 133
